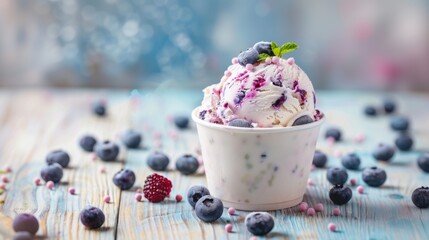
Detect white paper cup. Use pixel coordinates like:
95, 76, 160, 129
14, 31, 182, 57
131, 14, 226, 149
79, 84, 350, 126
192, 107, 325, 211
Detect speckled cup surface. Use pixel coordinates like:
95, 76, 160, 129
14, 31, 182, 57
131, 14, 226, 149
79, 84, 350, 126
192, 107, 325, 211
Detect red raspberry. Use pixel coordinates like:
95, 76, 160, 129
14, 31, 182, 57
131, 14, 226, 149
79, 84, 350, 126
143, 173, 172, 203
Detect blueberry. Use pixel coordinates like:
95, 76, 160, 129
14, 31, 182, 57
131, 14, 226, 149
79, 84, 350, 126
372, 144, 395, 161
417, 152, 429, 173
112, 169, 136, 190
95, 140, 120, 161
327, 167, 348, 185
195, 195, 223, 222
390, 116, 409, 131
79, 134, 97, 152
13, 232, 33, 240
12, 213, 39, 235
147, 151, 170, 171
394, 134, 413, 151
187, 185, 210, 208
292, 115, 314, 126
364, 105, 377, 116
411, 186, 429, 208
92, 101, 106, 117
121, 129, 142, 149
46, 150, 70, 168
312, 150, 327, 168
79, 206, 105, 229
40, 163, 63, 183
245, 212, 275, 236
253, 41, 274, 56
176, 154, 199, 175
383, 99, 396, 114
174, 115, 190, 129
329, 185, 352, 205
237, 48, 259, 66
325, 127, 342, 141
362, 166, 387, 187
341, 153, 361, 170
228, 119, 253, 128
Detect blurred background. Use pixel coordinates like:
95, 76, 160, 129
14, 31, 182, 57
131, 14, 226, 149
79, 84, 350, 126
0, 0, 428, 91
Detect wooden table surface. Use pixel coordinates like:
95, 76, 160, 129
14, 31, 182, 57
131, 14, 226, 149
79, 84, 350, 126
0, 89, 428, 240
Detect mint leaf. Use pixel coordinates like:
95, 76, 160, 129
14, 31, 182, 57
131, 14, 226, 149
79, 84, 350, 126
0, 171, 6, 174
279, 42, 298, 55
271, 42, 278, 49
258, 53, 271, 61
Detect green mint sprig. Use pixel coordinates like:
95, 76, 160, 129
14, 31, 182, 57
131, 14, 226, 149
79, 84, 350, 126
258, 41, 298, 62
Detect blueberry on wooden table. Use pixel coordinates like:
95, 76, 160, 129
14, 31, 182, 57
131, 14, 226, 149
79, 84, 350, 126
40, 163, 63, 183
329, 185, 352, 205
80, 206, 105, 229
394, 134, 413, 151
228, 119, 253, 128
362, 166, 387, 187
327, 167, 348, 185
412, 187, 429, 209
325, 127, 342, 141
364, 105, 377, 117
312, 150, 327, 168
292, 115, 314, 126
390, 116, 409, 131
176, 154, 199, 175
121, 129, 142, 149
383, 98, 396, 114
341, 153, 361, 170
245, 212, 275, 236
92, 100, 106, 117
95, 140, 119, 162
113, 169, 136, 190
195, 195, 224, 222
146, 151, 170, 171
46, 150, 70, 168
12, 232, 33, 240
372, 143, 395, 161
174, 115, 190, 129
12, 213, 39, 235
187, 185, 210, 208
79, 134, 97, 152
417, 152, 429, 173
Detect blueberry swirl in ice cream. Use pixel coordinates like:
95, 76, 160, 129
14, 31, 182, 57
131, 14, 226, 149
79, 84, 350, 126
198, 41, 320, 128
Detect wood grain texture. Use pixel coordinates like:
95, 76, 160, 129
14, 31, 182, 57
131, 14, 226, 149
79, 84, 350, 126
0, 89, 429, 240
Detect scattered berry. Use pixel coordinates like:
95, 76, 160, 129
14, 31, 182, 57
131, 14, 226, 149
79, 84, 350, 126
325, 128, 342, 141
135, 193, 143, 202
12, 213, 39, 235
79, 134, 97, 152
364, 105, 377, 116
292, 115, 314, 126
0, 183, 5, 190
195, 195, 224, 222
332, 208, 341, 216
362, 166, 387, 187
113, 169, 136, 190
350, 178, 357, 186
143, 173, 172, 203
92, 100, 106, 117
327, 167, 348, 185
175, 194, 183, 202
46, 181, 54, 190
228, 119, 253, 128
329, 185, 352, 205
121, 129, 142, 149
341, 153, 361, 170
228, 207, 236, 215
12, 232, 33, 240
99, 166, 106, 174
95, 140, 120, 162
390, 116, 409, 131
237, 48, 259, 66
372, 144, 395, 161
411, 187, 429, 208
187, 185, 210, 208
40, 163, 63, 183
232, 57, 239, 64
225, 223, 233, 233
68, 187, 76, 195
328, 223, 337, 232
417, 152, 429, 173
176, 154, 199, 175
174, 115, 190, 129
79, 206, 105, 229
34, 178, 41, 186
298, 202, 308, 212
272, 56, 280, 64
104, 195, 111, 203
357, 186, 364, 194
307, 208, 316, 216
4, 166, 12, 173
394, 134, 413, 151
307, 178, 314, 186
1, 175, 9, 183
136, 188, 143, 193
253, 41, 274, 56
46, 150, 70, 168
246, 64, 254, 71
245, 212, 275, 236
383, 99, 396, 114
353, 133, 366, 143
333, 150, 343, 158
147, 151, 170, 171
286, 57, 295, 65
315, 203, 324, 212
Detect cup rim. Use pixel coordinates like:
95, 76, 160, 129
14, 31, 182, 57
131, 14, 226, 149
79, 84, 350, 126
191, 107, 325, 134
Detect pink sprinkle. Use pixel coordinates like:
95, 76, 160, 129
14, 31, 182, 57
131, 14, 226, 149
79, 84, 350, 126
298, 202, 308, 212
354, 133, 366, 143
265, 58, 272, 64
228, 207, 236, 215
104, 195, 111, 203
333, 149, 343, 158
357, 185, 364, 194
197, 157, 204, 166
224, 71, 232, 77
168, 130, 178, 139
135, 193, 143, 202
326, 137, 336, 145
225, 223, 233, 233
350, 178, 357, 186
154, 140, 163, 148
307, 207, 316, 216
89, 153, 97, 161
272, 56, 280, 64
307, 178, 314, 186
332, 207, 341, 216
232, 58, 239, 64
166, 114, 174, 123
46, 181, 54, 190
315, 203, 324, 212
99, 166, 106, 174
249, 237, 257, 240
311, 164, 316, 171
153, 132, 162, 139
4, 166, 12, 173
175, 194, 183, 202
136, 188, 143, 193
1, 175, 9, 183
245, 64, 254, 71
0, 183, 6, 190
68, 187, 76, 195
328, 223, 337, 232
34, 177, 41, 186
286, 57, 295, 65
